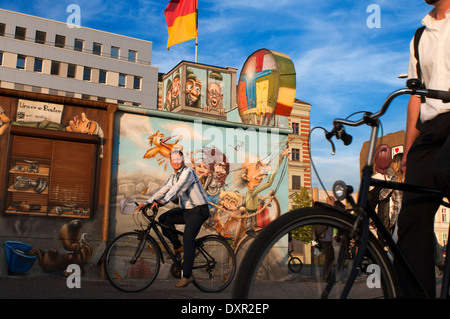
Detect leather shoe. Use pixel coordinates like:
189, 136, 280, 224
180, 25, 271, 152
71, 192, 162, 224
175, 276, 193, 288
174, 246, 184, 256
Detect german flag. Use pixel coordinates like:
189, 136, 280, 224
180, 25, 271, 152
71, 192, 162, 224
164, 0, 198, 50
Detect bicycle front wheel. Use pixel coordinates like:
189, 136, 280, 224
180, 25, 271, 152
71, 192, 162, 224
232, 207, 399, 299
192, 235, 236, 293
288, 257, 303, 273
104, 232, 160, 292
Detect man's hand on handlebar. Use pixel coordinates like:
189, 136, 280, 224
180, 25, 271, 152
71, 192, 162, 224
137, 201, 161, 213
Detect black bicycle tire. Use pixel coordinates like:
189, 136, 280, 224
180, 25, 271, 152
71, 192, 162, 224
192, 235, 236, 293
288, 256, 303, 273
231, 207, 400, 299
104, 232, 161, 292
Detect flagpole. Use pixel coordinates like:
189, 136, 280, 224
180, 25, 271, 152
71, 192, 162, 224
195, 37, 198, 63
195, 0, 198, 63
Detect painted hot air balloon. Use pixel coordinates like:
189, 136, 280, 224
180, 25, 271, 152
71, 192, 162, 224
237, 49, 296, 126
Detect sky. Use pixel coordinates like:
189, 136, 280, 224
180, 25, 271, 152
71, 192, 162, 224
0, 0, 433, 192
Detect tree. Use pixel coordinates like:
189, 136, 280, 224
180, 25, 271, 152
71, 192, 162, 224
290, 187, 312, 243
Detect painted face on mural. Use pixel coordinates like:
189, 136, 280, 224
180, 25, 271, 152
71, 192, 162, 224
221, 194, 240, 211
207, 82, 223, 109
186, 78, 202, 105
213, 163, 227, 179
172, 76, 180, 99
241, 158, 270, 191
194, 161, 210, 178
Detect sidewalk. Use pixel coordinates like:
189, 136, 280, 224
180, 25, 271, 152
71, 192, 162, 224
0, 275, 234, 299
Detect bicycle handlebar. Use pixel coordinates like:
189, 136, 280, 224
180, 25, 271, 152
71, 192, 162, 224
136, 202, 158, 220
326, 79, 450, 150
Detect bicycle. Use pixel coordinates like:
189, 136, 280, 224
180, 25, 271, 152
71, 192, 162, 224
232, 79, 450, 299
288, 249, 303, 273
103, 203, 236, 293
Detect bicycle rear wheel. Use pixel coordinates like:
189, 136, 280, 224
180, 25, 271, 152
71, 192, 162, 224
232, 207, 399, 299
288, 256, 303, 273
104, 232, 160, 292
192, 235, 236, 293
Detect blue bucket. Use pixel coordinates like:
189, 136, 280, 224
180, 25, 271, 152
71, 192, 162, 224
3, 241, 37, 273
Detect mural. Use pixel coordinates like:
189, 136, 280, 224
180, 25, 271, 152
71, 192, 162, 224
237, 49, 296, 125
163, 67, 181, 111
185, 67, 205, 109
113, 112, 289, 253
0, 97, 108, 278
205, 70, 231, 114
0, 105, 11, 136
163, 64, 233, 115
28, 220, 93, 276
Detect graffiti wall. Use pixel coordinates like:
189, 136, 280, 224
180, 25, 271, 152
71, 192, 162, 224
110, 111, 289, 255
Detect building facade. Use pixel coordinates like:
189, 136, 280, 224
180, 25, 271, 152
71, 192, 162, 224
0, 9, 159, 108
288, 98, 312, 210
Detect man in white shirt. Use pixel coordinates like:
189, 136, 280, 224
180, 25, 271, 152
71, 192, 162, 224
143, 150, 209, 288
397, 0, 450, 298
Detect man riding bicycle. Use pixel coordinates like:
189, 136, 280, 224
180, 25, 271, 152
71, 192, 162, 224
140, 149, 209, 288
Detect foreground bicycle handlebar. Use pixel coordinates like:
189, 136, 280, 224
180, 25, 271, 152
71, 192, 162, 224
325, 79, 450, 154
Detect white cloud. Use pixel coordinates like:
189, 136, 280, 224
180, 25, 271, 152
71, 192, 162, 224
119, 113, 154, 149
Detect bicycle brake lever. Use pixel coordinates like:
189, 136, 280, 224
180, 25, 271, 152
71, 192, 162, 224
325, 130, 336, 155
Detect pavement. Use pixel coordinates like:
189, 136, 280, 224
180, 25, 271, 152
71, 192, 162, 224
0, 275, 284, 318
0, 275, 236, 299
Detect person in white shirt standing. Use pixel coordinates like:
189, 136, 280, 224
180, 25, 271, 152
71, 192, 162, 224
397, 0, 450, 298
141, 149, 210, 288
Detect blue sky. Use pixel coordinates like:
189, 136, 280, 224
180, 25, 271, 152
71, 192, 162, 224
0, 0, 433, 190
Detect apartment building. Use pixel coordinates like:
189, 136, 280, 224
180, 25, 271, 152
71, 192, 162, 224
288, 98, 312, 209
0, 9, 159, 108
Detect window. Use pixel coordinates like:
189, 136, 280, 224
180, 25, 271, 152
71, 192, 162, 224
133, 76, 141, 90
0, 51, 3, 65
15, 26, 26, 40
55, 34, 66, 48
16, 55, 26, 69
83, 67, 91, 81
51, 61, 60, 75
99, 70, 107, 84
292, 122, 299, 135
67, 64, 76, 78
93, 42, 102, 55
292, 176, 301, 190
35, 30, 46, 44
128, 50, 137, 62
0, 23, 5, 36
74, 39, 83, 52
291, 148, 300, 161
33, 58, 43, 72
119, 73, 126, 87
442, 208, 448, 223
111, 46, 119, 59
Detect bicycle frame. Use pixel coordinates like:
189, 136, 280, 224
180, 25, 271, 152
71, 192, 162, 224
140, 213, 184, 266
329, 87, 450, 299
138, 209, 219, 272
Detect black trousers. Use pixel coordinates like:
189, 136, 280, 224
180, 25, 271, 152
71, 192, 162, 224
397, 112, 450, 298
159, 204, 209, 278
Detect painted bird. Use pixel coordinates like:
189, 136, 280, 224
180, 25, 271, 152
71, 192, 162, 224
143, 130, 182, 159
